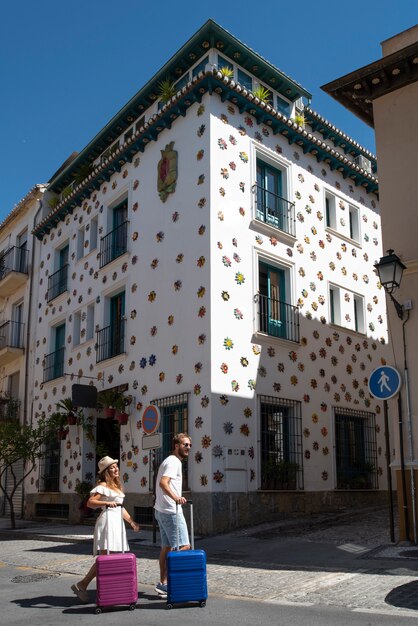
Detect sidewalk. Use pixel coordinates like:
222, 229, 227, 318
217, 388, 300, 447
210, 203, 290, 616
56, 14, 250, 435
1, 506, 418, 617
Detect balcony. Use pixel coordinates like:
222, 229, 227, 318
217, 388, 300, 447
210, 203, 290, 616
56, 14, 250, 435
96, 319, 126, 362
43, 347, 65, 383
253, 184, 296, 237
47, 265, 69, 302
255, 293, 299, 343
0, 247, 29, 297
0, 320, 25, 364
99, 221, 128, 268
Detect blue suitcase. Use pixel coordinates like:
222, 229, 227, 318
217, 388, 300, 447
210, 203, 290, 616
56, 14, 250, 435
166, 501, 207, 609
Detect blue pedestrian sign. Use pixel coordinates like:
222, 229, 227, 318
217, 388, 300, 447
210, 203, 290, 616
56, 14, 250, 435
368, 366, 402, 400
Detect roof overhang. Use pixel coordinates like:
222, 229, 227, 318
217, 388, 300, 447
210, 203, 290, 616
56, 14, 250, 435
321, 40, 418, 127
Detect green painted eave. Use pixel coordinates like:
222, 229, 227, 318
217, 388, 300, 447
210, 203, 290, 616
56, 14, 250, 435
48, 19, 311, 196
34, 69, 377, 240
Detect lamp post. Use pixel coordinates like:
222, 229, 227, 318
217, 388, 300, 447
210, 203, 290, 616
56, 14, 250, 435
374, 249, 412, 542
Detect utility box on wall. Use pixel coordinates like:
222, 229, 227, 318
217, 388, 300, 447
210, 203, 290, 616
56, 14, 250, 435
223, 447, 247, 492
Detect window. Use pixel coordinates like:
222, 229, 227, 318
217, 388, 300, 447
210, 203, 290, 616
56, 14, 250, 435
257, 261, 299, 342
86, 304, 95, 341
276, 95, 291, 117
11, 301, 24, 348
259, 395, 303, 490
100, 199, 128, 268
135, 116, 145, 133
349, 205, 360, 242
329, 284, 365, 333
40, 436, 60, 491
152, 393, 189, 491
255, 158, 295, 236
47, 244, 69, 302
325, 192, 361, 243
192, 56, 208, 77
96, 291, 126, 362
44, 323, 66, 382
335, 408, 378, 490
217, 55, 233, 74
237, 69, 252, 91
89, 216, 98, 252
174, 74, 189, 92
325, 192, 336, 229
73, 311, 81, 346
76, 228, 85, 261
124, 127, 133, 142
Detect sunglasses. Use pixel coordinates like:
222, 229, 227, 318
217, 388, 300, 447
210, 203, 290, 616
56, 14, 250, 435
181, 442, 192, 448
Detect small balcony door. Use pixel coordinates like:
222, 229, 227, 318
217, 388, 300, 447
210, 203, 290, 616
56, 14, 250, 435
256, 160, 283, 228
110, 292, 125, 357
259, 262, 286, 338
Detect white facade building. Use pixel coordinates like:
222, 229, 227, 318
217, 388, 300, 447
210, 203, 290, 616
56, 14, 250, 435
24, 21, 388, 533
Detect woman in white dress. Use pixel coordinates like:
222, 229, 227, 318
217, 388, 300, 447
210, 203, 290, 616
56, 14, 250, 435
71, 456, 140, 603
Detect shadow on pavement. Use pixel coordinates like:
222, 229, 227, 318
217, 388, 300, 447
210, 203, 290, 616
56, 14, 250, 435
385, 580, 418, 610
12, 594, 83, 609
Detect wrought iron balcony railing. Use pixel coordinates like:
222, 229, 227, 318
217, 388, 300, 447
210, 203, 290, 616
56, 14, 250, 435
255, 293, 299, 343
0, 246, 29, 280
43, 347, 65, 382
99, 221, 128, 268
96, 319, 126, 362
253, 184, 296, 237
47, 265, 69, 302
0, 320, 25, 350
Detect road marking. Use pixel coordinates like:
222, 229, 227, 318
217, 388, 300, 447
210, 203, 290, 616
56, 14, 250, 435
353, 607, 417, 618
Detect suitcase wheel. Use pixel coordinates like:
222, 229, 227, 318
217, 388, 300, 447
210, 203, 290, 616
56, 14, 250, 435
199, 600, 206, 608
166, 603, 173, 610
95, 607, 102, 614
129, 604, 136, 611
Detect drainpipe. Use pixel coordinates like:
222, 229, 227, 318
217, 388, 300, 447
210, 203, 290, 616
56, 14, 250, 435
402, 313, 417, 543
21, 199, 42, 519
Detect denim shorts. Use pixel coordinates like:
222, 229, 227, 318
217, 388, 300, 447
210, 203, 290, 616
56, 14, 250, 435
155, 508, 190, 549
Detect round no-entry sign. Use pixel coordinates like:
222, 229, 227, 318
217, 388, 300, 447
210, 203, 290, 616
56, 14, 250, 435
142, 405, 161, 434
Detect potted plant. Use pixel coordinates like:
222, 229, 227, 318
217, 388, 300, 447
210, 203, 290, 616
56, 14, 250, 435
251, 85, 272, 104
113, 394, 129, 425
158, 78, 176, 104
97, 389, 120, 419
48, 411, 69, 441
56, 397, 78, 425
294, 113, 306, 128
219, 65, 234, 78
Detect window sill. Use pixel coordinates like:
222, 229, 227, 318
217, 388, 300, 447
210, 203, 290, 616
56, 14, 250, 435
325, 226, 361, 248
250, 218, 296, 246
252, 331, 300, 347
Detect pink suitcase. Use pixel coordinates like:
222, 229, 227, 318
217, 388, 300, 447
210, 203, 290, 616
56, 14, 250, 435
95, 505, 138, 613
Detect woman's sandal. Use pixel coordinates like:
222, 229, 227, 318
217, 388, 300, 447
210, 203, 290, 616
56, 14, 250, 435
71, 583, 89, 603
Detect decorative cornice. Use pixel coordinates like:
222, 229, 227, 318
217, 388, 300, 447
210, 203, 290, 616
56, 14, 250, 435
1, 184, 47, 234
321, 40, 418, 127
33, 70, 379, 240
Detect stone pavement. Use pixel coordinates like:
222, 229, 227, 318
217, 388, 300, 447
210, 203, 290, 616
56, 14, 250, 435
1, 506, 418, 619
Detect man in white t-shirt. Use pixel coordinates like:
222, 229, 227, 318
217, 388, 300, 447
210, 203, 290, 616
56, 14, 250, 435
154, 433, 192, 597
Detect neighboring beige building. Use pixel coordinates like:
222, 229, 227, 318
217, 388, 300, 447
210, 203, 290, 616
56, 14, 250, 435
0, 184, 46, 517
323, 25, 418, 541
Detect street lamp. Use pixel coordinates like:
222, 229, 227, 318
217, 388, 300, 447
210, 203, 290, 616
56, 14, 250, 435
374, 249, 407, 319
375, 248, 414, 542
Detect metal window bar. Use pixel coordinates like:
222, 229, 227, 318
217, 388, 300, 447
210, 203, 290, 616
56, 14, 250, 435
150, 393, 190, 491
259, 395, 303, 490
99, 221, 128, 268
0, 320, 25, 350
253, 184, 296, 236
39, 437, 61, 492
0, 246, 29, 280
334, 407, 378, 490
0, 397, 21, 421
47, 264, 69, 302
255, 293, 300, 343
96, 318, 126, 362
43, 347, 65, 383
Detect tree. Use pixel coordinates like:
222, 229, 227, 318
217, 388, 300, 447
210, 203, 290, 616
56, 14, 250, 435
0, 415, 50, 529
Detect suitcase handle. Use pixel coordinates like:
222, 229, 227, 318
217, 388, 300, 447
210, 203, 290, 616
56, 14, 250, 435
176, 500, 194, 550
105, 503, 126, 554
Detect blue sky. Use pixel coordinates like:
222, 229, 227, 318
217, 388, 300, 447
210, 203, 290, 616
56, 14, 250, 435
2, 0, 417, 217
